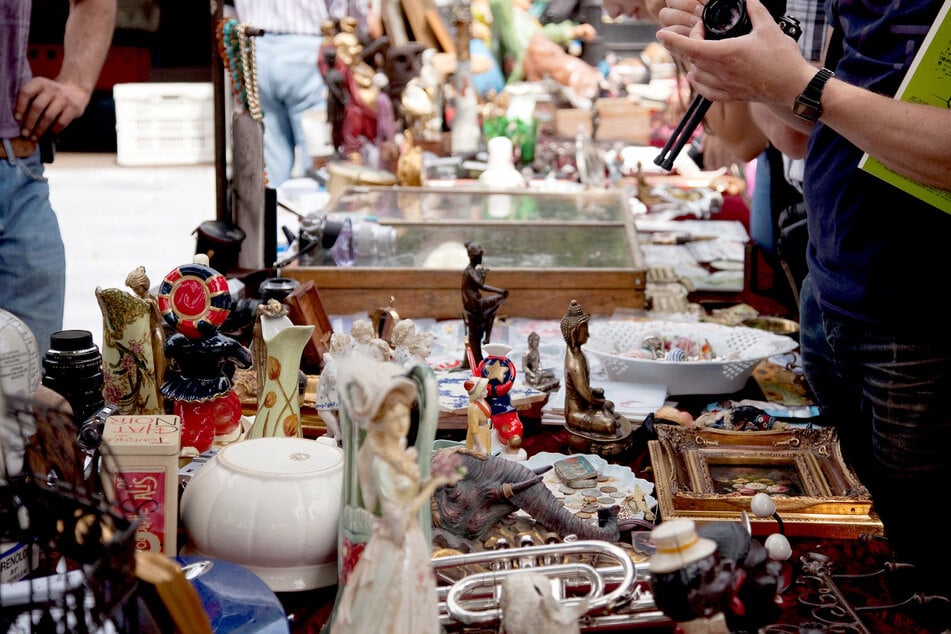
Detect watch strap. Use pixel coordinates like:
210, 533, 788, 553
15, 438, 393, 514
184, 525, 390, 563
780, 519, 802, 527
793, 67, 834, 122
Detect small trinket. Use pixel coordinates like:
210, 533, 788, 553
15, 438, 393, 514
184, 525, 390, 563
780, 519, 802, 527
665, 347, 687, 362
553, 455, 600, 489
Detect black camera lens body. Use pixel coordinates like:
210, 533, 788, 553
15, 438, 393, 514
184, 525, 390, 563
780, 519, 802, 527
702, 0, 797, 40
703, 0, 752, 39
42, 329, 105, 423
655, 0, 799, 170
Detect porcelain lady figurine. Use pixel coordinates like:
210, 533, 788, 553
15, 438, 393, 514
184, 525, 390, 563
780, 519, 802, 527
560, 300, 633, 456
96, 266, 165, 414
247, 299, 314, 439
329, 357, 461, 634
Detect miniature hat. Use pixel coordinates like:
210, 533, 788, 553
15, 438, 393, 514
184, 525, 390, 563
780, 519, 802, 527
482, 342, 512, 358
464, 377, 490, 398
649, 518, 718, 574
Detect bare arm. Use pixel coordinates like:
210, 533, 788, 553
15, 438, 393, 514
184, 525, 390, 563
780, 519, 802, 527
656, 0, 951, 189
703, 101, 769, 167
15, 0, 116, 140
748, 102, 808, 159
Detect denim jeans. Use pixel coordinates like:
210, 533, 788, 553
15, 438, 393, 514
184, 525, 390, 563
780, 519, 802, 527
254, 34, 327, 187
0, 143, 66, 363
800, 275, 951, 596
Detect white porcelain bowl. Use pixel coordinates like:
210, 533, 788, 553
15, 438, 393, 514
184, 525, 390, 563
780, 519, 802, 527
585, 320, 799, 395
179, 436, 344, 592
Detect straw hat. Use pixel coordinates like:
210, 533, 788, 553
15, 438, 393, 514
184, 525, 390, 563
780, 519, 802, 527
649, 518, 718, 574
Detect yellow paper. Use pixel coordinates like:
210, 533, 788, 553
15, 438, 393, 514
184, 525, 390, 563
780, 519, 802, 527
858, 1, 951, 213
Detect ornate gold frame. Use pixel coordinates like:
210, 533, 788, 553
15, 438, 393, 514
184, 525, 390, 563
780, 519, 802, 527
648, 426, 884, 538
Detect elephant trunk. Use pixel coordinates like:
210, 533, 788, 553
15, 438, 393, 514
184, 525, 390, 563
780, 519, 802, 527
518, 493, 620, 543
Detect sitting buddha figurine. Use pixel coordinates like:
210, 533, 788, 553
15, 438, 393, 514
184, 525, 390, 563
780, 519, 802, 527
521, 331, 559, 392
560, 299, 634, 456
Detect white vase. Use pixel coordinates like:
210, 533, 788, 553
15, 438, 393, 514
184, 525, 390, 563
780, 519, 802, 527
478, 136, 527, 191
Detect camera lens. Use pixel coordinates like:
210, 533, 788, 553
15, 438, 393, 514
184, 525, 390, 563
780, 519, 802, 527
703, 0, 751, 40
42, 329, 105, 422
259, 277, 300, 303
352, 220, 397, 259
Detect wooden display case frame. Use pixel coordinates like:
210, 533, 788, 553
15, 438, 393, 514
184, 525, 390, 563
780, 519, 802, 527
283, 186, 647, 320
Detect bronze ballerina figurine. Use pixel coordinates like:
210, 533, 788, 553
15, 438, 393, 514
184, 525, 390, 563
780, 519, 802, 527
461, 241, 508, 369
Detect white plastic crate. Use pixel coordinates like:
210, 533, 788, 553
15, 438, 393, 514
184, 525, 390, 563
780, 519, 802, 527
113, 82, 215, 166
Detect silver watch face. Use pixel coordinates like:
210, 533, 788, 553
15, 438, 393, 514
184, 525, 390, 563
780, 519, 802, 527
793, 100, 820, 121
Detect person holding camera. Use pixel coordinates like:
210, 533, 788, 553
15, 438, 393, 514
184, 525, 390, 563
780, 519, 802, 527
657, 0, 951, 614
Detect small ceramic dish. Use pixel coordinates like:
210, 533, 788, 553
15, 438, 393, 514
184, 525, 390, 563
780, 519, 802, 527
179, 436, 344, 592
524, 452, 657, 525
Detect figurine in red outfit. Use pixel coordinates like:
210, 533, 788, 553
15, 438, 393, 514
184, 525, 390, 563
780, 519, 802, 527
476, 347, 526, 461
157, 256, 252, 457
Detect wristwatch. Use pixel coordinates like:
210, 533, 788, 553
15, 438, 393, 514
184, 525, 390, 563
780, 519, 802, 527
792, 68, 834, 122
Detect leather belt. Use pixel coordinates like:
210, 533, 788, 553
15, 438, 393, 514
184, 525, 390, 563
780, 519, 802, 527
0, 138, 38, 158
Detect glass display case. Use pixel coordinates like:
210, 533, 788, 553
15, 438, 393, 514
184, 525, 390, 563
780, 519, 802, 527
283, 186, 646, 319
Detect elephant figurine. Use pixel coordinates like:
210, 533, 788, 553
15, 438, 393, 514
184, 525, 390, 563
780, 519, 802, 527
431, 447, 620, 547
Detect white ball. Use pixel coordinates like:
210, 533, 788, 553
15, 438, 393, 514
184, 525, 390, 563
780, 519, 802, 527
750, 492, 776, 518
764, 533, 792, 561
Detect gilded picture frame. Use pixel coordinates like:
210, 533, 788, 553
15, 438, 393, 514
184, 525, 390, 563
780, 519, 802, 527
647, 426, 884, 538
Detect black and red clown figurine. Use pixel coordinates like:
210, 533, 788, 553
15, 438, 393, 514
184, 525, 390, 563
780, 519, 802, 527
157, 256, 252, 457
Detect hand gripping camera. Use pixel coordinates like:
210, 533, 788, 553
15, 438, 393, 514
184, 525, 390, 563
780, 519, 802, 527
654, 0, 802, 171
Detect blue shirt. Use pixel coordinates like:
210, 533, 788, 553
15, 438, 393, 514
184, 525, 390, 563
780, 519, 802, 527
804, 0, 948, 325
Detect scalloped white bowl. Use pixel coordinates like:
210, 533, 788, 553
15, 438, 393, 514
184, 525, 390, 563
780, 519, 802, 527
585, 320, 799, 396
179, 436, 343, 592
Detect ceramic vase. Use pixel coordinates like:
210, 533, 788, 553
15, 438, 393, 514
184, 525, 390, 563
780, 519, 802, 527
247, 313, 314, 439
96, 287, 163, 414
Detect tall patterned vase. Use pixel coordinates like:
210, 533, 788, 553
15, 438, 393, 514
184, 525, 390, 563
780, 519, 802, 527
247, 312, 314, 439
96, 286, 163, 414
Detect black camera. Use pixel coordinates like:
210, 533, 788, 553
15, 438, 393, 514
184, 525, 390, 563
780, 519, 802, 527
654, 0, 802, 170
703, 0, 802, 41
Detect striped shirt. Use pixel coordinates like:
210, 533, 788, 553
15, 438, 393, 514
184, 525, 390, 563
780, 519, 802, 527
233, 0, 352, 35
787, 0, 826, 62
783, 0, 827, 192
